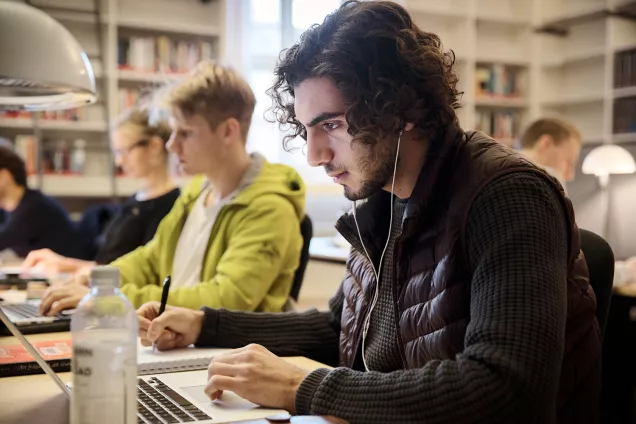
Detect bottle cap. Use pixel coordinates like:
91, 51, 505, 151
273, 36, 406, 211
89, 266, 120, 288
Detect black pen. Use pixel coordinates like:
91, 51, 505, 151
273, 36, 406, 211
153, 275, 171, 352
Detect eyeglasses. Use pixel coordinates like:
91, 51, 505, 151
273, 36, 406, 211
112, 139, 149, 157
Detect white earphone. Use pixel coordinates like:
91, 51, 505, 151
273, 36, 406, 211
352, 129, 403, 372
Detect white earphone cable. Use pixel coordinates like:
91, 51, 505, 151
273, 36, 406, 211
352, 130, 403, 372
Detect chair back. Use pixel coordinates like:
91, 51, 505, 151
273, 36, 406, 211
579, 228, 614, 339
290, 215, 313, 302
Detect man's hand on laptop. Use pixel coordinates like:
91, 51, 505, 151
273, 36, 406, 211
137, 302, 204, 351
204, 344, 309, 414
39, 282, 89, 316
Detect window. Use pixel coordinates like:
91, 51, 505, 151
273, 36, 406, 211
240, 0, 342, 185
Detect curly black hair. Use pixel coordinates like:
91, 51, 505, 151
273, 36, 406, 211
266, 0, 462, 151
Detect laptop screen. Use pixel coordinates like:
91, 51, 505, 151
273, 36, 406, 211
0, 308, 71, 398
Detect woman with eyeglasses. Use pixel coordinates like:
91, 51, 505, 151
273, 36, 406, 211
22, 106, 180, 274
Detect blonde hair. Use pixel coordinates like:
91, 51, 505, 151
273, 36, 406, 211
166, 60, 256, 141
114, 106, 172, 145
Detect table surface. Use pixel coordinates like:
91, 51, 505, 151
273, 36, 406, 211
308, 237, 349, 264
0, 332, 337, 424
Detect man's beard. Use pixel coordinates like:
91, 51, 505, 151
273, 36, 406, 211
343, 140, 398, 201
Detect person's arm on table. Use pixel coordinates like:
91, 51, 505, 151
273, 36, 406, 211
38, 214, 166, 315
204, 173, 570, 423
121, 197, 301, 310
22, 249, 95, 274
137, 285, 344, 366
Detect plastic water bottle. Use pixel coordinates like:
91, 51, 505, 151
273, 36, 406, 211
70, 266, 138, 424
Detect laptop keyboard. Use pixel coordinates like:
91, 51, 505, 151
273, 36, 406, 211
138, 377, 213, 423
1, 303, 41, 318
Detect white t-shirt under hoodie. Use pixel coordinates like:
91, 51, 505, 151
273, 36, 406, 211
170, 153, 264, 289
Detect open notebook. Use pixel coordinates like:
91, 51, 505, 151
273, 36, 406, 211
137, 341, 232, 375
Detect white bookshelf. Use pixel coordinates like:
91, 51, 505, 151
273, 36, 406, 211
402, 0, 534, 146
534, 0, 636, 145
0, 0, 226, 199
401, 0, 636, 147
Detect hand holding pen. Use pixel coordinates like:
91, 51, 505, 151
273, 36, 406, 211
153, 275, 171, 352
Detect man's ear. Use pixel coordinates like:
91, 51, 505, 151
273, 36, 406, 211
220, 118, 241, 144
535, 134, 554, 152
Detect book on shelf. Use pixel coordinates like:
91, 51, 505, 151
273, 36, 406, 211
613, 96, 636, 134
475, 63, 524, 99
614, 48, 636, 89
118, 35, 215, 74
0, 338, 231, 378
0, 109, 86, 123
475, 109, 518, 145
14, 135, 38, 176
118, 87, 140, 114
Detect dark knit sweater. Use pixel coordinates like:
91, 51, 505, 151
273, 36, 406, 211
195, 172, 569, 424
363, 199, 407, 372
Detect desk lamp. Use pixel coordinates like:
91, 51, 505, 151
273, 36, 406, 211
0, 1, 96, 111
582, 144, 636, 239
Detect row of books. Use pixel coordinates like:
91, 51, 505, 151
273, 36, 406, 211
613, 96, 636, 134
614, 48, 636, 89
475, 109, 518, 145
118, 36, 215, 74
0, 108, 87, 122
12, 135, 88, 176
475, 64, 524, 99
118, 88, 141, 115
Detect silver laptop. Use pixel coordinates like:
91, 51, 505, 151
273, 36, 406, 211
0, 299, 71, 335
0, 308, 290, 423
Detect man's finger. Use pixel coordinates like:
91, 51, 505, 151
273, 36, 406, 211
48, 296, 78, 316
39, 288, 67, 315
138, 316, 151, 332
147, 310, 180, 340
207, 362, 241, 380
153, 330, 175, 346
154, 334, 179, 351
207, 344, 258, 367
204, 375, 237, 397
137, 302, 161, 320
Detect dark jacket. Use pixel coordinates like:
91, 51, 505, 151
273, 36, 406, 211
93, 188, 180, 264
0, 189, 86, 258
335, 125, 601, 423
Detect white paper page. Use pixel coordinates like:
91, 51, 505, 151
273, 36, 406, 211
136, 340, 233, 374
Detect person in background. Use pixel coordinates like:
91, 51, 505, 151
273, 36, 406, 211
136, 2, 599, 423
518, 117, 582, 191
38, 61, 306, 316
22, 106, 180, 274
0, 145, 85, 258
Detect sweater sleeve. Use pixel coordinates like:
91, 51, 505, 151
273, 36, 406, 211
194, 284, 344, 367
294, 172, 569, 424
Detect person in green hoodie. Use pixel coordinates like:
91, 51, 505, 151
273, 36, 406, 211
39, 61, 306, 315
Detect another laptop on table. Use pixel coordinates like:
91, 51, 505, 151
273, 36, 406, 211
0, 308, 291, 424
0, 299, 72, 335
0, 267, 73, 335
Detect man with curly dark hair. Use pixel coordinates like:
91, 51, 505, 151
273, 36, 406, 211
136, 1, 601, 423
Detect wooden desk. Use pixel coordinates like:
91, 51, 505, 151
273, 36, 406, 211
0, 332, 338, 424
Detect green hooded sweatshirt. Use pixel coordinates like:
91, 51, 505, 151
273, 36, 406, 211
112, 158, 306, 312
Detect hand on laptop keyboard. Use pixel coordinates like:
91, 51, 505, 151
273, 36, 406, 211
39, 282, 90, 316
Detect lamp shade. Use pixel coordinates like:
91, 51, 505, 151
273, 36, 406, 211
582, 144, 636, 177
0, 2, 96, 111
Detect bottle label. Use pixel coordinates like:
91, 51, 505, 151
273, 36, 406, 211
71, 331, 137, 424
